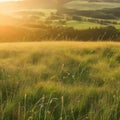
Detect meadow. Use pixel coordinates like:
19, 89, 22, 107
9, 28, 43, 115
65, 21, 102, 30
0, 42, 120, 120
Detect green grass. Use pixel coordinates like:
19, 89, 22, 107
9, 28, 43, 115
0, 42, 120, 120
65, 1, 120, 10
66, 20, 103, 29
115, 24, 120, 29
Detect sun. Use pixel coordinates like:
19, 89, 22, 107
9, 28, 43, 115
0, 0, 18, 2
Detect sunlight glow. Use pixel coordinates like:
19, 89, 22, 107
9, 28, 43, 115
0, 0, 19, 2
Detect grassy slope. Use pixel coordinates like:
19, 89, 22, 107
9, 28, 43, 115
0, 42, 120, 120
65, 1, 120, 10
64, 1, 120, 30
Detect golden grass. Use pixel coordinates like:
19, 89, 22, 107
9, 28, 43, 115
0, 42, 120, 120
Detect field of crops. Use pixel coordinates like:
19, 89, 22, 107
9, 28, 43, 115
0, 42, 120, 120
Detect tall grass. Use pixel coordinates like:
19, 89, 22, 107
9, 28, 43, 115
0, 42, 120, 120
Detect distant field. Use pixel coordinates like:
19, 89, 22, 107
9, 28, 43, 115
0, 42, 120, 120
66, 20, 103, 29
115, 24, 120, 29
65, 1, 120, 10
68, 20, 120, 30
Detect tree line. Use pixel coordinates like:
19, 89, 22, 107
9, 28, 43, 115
0, 25, 119, 42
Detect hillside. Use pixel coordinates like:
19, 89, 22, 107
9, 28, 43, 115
0, 0, 120, 12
